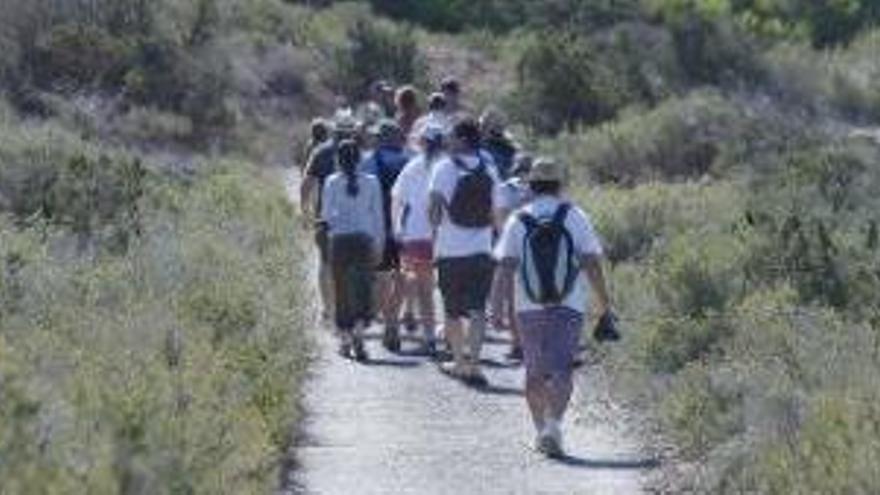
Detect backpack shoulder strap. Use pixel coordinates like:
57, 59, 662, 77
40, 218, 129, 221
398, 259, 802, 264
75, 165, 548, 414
518, 211, 539, 232
552, 203, 571, 226
452, 155, 468, 172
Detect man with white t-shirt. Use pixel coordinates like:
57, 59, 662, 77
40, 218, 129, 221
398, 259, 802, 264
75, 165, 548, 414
428, 118, 502, 386
392, 125, 446, 357
491, 157, 618, 458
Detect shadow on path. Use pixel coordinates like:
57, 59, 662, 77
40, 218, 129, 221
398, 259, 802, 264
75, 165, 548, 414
362, 358, 423, 369
551, 454, 660, 471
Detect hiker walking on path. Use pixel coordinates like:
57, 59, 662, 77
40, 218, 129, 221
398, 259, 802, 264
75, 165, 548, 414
491, 158, 618, 458
410, 92, 451, 150
363, 79, 396, 120
299, 117, 331, 171
320, 140, 386, 361
394, 85, 422, 143
392, 125, 446, 357
301, 110, 359, 321
480, 109, 519, 180
361, 119, 413, 352
429, 117, 502, 386
494, 153, 535, 361
440, 76, 469, 119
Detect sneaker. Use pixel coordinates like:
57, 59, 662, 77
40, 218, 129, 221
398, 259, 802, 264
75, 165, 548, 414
440, 361, 465, 378
506, 346, 524, 361
414, 340, 438, 358
353, 338, 369, 362
537, 421, 564, 458
402, 312, 418, 334
382, 324, 401, 352
338, 341, 352, 359
463, 369, 489, 388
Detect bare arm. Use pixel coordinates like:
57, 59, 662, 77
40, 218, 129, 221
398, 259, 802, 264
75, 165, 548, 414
391, 192, 405, 240
300, 175, 318, 222
495, 208, 512, 232
490, 258, 517, 328
582, 253, 612, 315
428, 191, 446, 229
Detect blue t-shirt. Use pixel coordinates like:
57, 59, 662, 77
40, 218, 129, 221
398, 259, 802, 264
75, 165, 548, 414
361, 145, 412, 234
482, 135, 517, 180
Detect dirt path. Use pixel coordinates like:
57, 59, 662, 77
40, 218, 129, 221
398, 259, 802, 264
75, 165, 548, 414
283, 170, 655, 495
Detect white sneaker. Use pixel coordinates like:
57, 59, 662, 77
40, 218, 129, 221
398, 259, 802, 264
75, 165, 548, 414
537, 420, 564, 458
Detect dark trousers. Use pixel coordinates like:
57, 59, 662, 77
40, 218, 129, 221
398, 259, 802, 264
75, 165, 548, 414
330, 234, 375, 331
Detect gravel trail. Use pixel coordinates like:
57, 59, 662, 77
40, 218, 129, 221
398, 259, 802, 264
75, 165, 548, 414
284, 170, 655, 495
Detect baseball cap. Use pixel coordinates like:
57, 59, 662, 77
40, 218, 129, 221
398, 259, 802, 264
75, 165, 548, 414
370, 118, 402, 143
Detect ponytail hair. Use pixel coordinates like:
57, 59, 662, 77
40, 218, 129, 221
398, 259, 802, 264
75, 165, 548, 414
337, 139, 361, 196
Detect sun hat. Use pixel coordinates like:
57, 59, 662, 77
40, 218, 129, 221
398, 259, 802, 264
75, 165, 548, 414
332, 109, 360, 138
528, 157, 567, 183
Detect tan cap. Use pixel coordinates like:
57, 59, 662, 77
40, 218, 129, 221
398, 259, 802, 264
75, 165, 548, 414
528, 157, 567, 183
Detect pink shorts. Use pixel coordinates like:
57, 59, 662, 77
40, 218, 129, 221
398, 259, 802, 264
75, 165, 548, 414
400, 240, 434, 271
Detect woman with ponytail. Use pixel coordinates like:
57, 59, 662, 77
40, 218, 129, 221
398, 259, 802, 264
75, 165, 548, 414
320, 139, 386, 361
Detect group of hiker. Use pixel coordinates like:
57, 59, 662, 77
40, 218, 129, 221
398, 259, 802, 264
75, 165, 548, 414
299, 77, 619, 458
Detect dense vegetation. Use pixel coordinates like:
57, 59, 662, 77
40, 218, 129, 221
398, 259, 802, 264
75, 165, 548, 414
321, 1, 877, 492
2, 0, 879, 493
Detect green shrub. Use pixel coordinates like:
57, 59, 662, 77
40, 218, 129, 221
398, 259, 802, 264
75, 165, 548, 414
363, 0, 639, 33
654, 232, 747, 318
329, 15, 427, 100
32, 23, 134, 90
546, 89, 811, 184
764, 31, 880, 121
636, 316, 726, 373
742, 142, 880, 312
112, 107, 194, 146
0, 159, 311, 493
509, 32, 627, 134
661, 362, 742, 458
579, 181, 745, 264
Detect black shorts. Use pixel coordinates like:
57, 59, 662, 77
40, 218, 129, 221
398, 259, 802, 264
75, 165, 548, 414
437, 254, 494, 318
376, 238, 400, 272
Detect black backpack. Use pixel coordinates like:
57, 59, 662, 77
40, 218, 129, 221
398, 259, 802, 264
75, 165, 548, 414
520, 203, 579, 305
448, 156, 494, 228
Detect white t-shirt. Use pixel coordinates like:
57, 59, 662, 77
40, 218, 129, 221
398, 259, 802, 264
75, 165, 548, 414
410, 112, 452, 143
494, 195, 604, 314
392, 153, 442, 242
429, 153, 502, 259
321, 172, 386, 246
497, 177, 533, 212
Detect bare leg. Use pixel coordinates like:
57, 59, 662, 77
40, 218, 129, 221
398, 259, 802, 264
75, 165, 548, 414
319, 259, 334, 320
545, 373, 574, 421
525, 374, 548, 432
416, 268, 436, 342
444, 318, 467, 369
467, 310, 487, 371
508, 300, 522, 350
379, 271, 403, 325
